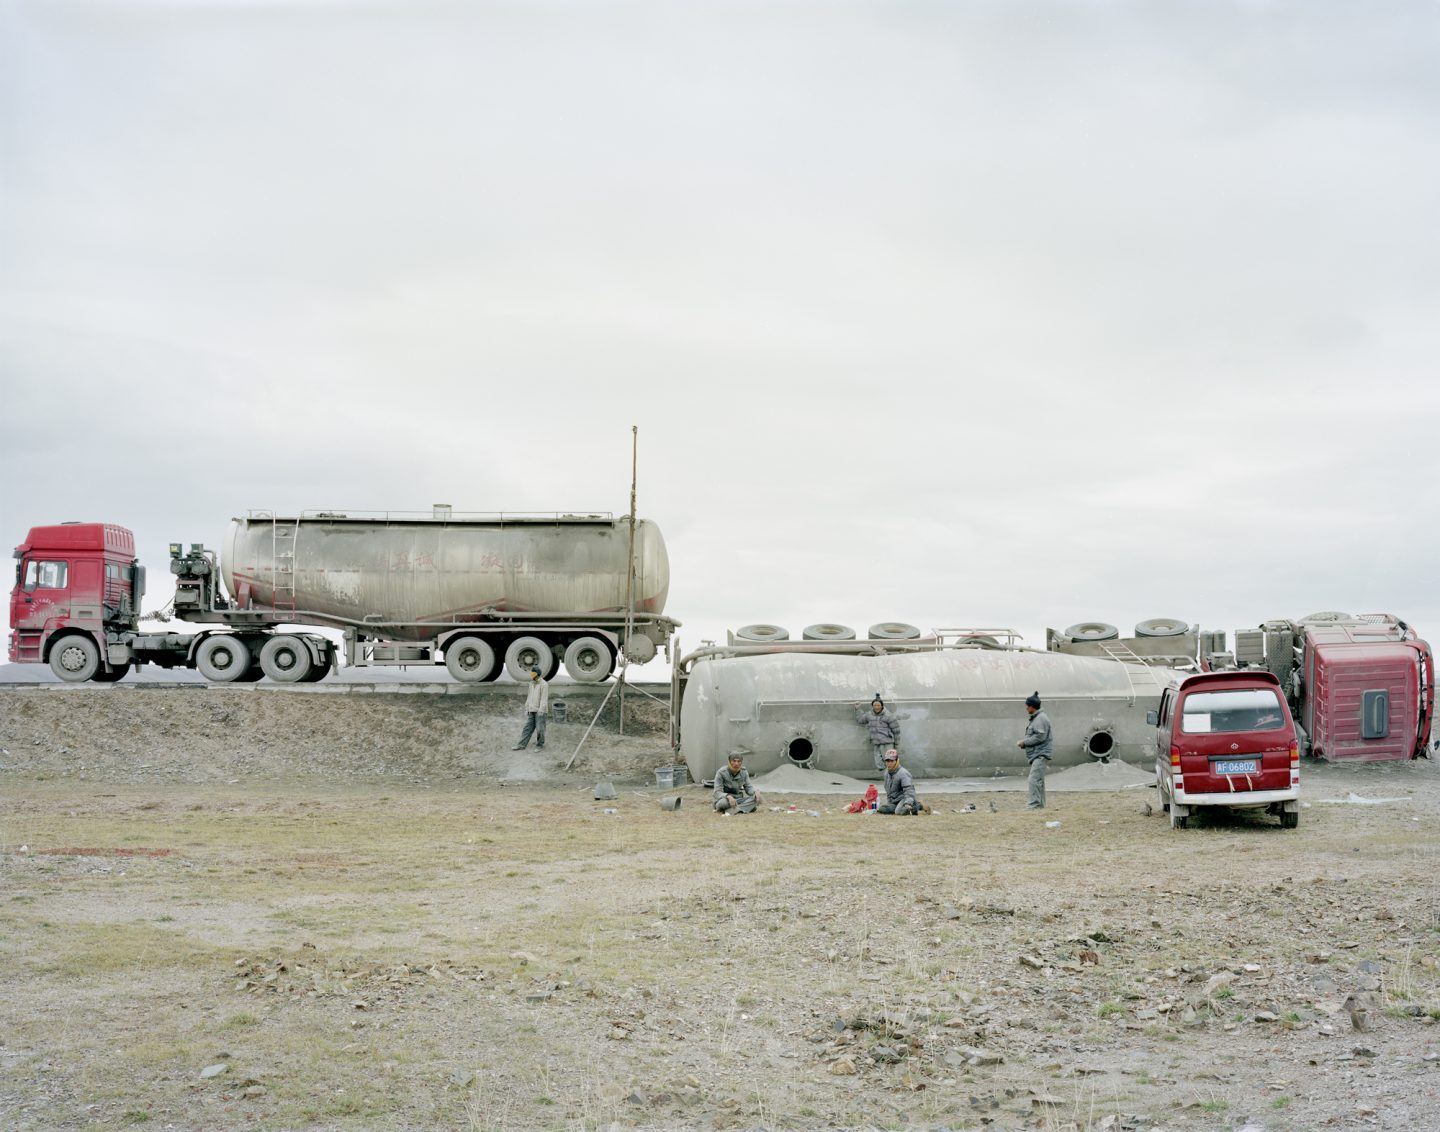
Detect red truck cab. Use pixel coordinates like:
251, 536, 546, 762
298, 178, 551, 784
10, 522, 144, 681
1152, 670, 1300, 830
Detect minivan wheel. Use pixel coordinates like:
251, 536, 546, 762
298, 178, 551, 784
1280, 810, 1299, 829
1169, 805, 1188, 830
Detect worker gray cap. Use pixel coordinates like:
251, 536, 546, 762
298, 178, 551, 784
727, 750, 745, 761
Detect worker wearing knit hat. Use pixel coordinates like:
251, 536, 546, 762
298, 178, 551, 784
1017, 690, 1053, 809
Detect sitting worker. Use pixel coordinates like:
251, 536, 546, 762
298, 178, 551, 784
713, 750, 761, 814
855, 692, 901, 773
877, 748, 930, 815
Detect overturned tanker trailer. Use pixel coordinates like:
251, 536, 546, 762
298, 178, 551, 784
676, 636, 1180, 781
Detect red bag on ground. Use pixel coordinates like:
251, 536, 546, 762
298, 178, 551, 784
846, 784, 879, 813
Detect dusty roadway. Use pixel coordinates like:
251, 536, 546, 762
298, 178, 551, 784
1, 691, 1439, 1130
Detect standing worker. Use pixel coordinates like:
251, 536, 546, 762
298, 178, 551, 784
713, 751, 761, 814
855, 693, 901, 773
1017, 690, 1053, 809
513, 666, 550, 750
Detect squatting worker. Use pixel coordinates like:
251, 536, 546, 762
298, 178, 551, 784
512, 666, 550, 751
855, 693, 901, 773
1017, 690, 1053, 810
713, 751, 760, 814
877, 749, 931, 815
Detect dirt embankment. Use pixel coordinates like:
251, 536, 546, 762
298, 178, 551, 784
0, 687, 672, 786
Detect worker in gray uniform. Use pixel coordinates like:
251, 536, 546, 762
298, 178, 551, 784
1017, 690, 1053, 809
877, 749, 930, 815
713, 751, 760, 814
855, 693, 901, 773
512, 666, 549, 750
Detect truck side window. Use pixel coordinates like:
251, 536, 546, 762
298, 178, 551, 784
25, 560, 68, 590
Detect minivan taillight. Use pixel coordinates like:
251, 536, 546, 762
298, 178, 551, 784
1289, 743, 1299, 763
1170, 745, 1181, 767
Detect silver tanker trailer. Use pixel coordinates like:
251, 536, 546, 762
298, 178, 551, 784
10, 508, 676, 684
676, 635, 1178, 781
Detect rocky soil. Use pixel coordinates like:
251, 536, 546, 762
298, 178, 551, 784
1, 689, 1438, 1130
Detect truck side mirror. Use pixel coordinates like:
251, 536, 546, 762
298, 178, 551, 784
1145, 710, 1158, 726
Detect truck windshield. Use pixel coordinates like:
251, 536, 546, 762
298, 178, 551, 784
1180, 689, 1285, 734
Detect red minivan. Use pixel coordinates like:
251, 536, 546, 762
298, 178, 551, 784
1152, 671, 1300, 830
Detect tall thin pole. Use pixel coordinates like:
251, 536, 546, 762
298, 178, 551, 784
620, 425, 638, 735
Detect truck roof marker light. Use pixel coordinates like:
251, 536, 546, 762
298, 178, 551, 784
169, 544, 182, 557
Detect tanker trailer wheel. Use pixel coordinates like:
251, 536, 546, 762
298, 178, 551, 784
91, 663, 132, 683
1064, 622, 1119, 642
195, 635, 253, 683
563, 636, 615, 683
1135, 618, 1190, 638
505, 636, 556, 682
868, 622, 922, 641
735, 624, 789, 643
802, 623, 857, 642
260, 635, 314, 683
444, 636, 497, 683
48, 634, 100, 683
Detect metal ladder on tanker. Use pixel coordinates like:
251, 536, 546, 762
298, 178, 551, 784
1099, 640, 1164, 705
269, 518, 299, 619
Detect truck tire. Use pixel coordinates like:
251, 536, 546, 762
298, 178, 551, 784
260, 636, 314, 683
49, 634, 101, 682
92, 664, 131, 683
1136, 618, 1190, 638
564, 636, 614, 683
195, 635, 253, 683
444, 636, 497, 683
622, 632, 657, 664
505, 636, 556, 682
1064, 622, 1119, 642
735, 624, 788, 643
802, 623, 857, 641
868, 622, 922, 640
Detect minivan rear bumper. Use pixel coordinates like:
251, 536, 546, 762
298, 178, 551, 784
1174, 785, 1298, 809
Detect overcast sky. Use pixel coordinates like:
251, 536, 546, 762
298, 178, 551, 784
2, 0, 1437, 669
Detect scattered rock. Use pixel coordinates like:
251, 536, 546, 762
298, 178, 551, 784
451, 1069, 475, 1087
829, 1057, 857, 1076
1254, 1011, 1279, 1023
1019, 954, 1044, 970
1204, 972, 1235, 997
242, 1085, 266, 1098
526, 992, 553, 1003
870, 1045, 902, 1063
509, 951, 539, 964
199, 1063, 228, 1079
593, 781, 618, 801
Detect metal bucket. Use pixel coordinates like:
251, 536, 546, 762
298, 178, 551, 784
552, 700, 567, 723
659, 796, 683, 812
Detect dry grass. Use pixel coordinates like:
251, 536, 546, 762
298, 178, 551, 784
3, 771, 1440, 1129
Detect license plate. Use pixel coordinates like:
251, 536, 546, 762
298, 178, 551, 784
1214, 758, 1258, 775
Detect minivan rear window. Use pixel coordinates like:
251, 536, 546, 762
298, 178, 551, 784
1180, 689, 1285, 734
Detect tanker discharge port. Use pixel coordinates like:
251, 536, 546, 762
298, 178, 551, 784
1085, 729, 1116, 760
786, 737, 814, 764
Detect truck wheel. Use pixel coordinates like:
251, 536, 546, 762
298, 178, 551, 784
564, 636, 614, 683
1136, 618, 1190, 638
802, 623, 857, 641
444, 636, 497, 683
91, 664, 131, 683
735, 624, 788, 643
1280, 809, 1299, 829
49, 634, 101, 682
195, 635, 253, 683
505, 636, 556, 682
868, 622, 922, 640
260, 636, 314, 683
1064, 622, 1119, 642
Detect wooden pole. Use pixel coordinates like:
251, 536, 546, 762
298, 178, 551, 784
620, 426, 638, 735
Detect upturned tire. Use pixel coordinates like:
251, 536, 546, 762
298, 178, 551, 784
505, 635, 556, 681
868, 622, 922, 640
735, 624, 789, 643
195, 635, 253, 683
564, 636, 615, 683
260, 636, 314, 683
445, 636, 497, 683
49, 634, 101, 682
802, 623, 856, 641
1064, 622, 1119, 642
1136, 618, 1190, 638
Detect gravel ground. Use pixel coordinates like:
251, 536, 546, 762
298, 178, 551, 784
1, 690, 1438, 1131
